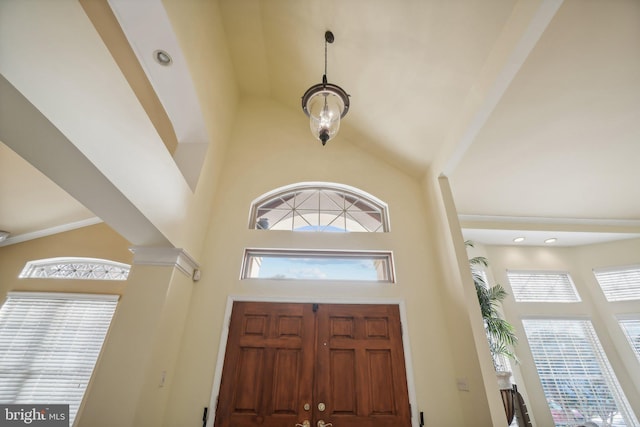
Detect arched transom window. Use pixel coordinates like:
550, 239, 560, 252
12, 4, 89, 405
249, 182, 389, 232
19, 257, 130, 280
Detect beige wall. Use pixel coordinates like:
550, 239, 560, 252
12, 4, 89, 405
162, 0, 238, 255
0, 223, 134, 424
162, 98, 495, 427
0, 222, 132, 298
0, 100, 502, 425
428, 176, 507, 426
0, 222, 197, 427
482, 238, 640, 425
0, 2, 502, 425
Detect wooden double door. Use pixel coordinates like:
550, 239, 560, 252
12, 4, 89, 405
214, 302, 412, 427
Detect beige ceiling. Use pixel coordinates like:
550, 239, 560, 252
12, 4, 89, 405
1, 0, 638, 247
0, 141, 96, 237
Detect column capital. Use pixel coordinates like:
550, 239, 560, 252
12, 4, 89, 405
129, 246, 200, 280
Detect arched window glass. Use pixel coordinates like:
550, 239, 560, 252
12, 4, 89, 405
249, 182, 389, 232
19, 257, 130, 281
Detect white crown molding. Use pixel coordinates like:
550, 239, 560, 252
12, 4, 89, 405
129, 246, 200, 279
0, 217, 103, 247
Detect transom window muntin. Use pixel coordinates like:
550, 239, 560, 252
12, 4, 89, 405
19, 257, 130, 281
241, 249, 395, 282
249, 182, 389, 232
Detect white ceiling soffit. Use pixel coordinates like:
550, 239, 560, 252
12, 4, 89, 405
460, 215, 640, 247
462, 229, 640, 248
108, 0, 209, 191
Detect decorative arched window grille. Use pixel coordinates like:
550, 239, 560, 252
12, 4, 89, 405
19, 257, 130, 281
249, 182, 389, 232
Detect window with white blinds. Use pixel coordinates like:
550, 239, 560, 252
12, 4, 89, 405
593, 265, 640, 302
0, 293, 118, 426
619, 319, 640, 364
522, 319, 638, 427
507, 271, 581, 302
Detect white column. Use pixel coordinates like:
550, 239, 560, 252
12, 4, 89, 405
78, 247, 199, 427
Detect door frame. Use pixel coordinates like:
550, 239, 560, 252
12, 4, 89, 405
206, 295, 420, 427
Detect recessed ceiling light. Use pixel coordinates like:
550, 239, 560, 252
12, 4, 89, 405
513, 237, 525, 243
544, 238, 558, 244
153, 49, 173, 66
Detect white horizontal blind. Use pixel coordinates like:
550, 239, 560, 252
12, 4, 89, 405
507, 271, 580, 302
593, 266, 640, 301
522, 319, 638, 427
0, 293, 118, 426
619, 319, 640, 364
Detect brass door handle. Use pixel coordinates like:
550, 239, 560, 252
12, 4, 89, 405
317, 420, 332, 427
295, 421, 310, 427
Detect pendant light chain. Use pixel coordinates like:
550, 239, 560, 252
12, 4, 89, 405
324, 37, 328, 77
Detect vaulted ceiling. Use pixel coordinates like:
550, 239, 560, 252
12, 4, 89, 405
1, 0, 638, 247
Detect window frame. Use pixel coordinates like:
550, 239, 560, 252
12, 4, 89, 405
0, 292, 119, 426
506, 270, 581, 303
240, 248, 396, 283
617, 316, 640, 365
19, 257, 131, 281
521, 317, 639, 427
593, 264, 640, 302
248, 182, 390, 233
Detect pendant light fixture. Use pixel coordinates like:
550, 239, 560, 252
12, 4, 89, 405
302, 31, 350, 146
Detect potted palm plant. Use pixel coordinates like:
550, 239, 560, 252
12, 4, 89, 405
467, 241, 519, 424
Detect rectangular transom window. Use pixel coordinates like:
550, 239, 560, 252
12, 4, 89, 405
593, 265, 640, 302
507, 271, 580, 302
0, 292, 118, 426
618, 318, 640, 364
242, 249, 395, 282
522, 319, 638, 427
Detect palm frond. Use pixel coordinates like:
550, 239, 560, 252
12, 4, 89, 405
485, 317, 518, 346
469, 256, 489, 267
489, 342, 520, 365
467, 240, 519, 366
487, 285, 508, 311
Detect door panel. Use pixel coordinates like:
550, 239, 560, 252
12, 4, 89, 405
215, 302, 411, 427
316, 304, 411, 427
215, 302, 315, 427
